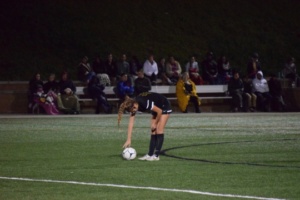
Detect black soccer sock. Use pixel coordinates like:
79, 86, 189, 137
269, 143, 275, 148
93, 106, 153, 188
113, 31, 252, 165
148, 134, 157, 156
155, 134, 164, 157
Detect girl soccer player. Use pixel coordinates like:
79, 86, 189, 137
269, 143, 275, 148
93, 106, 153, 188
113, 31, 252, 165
118, 92, 172, 161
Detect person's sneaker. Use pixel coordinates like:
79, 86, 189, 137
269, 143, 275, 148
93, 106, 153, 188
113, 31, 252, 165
138, 154, 151, 160
146, 155, 160, 161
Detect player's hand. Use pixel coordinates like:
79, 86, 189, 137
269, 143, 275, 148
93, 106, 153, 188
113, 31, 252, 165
123, 140, 131, 148
151, 124, 157, 133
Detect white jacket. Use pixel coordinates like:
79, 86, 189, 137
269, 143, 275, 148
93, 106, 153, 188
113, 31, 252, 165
143, 60, 158, 76
252, 71, 269, 93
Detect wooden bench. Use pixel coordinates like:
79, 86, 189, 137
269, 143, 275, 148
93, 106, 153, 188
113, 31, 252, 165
149, 85, 231, 100
76, 85, 230, 101
76, 86, 118, 102
76, 87, 120, 112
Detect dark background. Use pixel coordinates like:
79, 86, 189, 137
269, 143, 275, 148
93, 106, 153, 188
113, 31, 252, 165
0, 0, 299, 80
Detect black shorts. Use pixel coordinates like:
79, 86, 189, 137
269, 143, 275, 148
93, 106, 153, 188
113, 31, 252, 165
151, 100, 172, 116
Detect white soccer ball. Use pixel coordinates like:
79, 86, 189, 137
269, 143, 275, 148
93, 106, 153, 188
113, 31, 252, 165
122, 147, 137, 160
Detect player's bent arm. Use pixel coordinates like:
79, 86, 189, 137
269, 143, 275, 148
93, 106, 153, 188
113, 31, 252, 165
151, 105, 162, 124
123, 115, 135, 148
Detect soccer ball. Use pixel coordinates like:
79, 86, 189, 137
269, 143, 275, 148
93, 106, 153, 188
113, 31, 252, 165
122, 147, 137, 160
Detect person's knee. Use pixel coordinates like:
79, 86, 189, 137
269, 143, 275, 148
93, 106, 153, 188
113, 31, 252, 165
156, 127, 164, 134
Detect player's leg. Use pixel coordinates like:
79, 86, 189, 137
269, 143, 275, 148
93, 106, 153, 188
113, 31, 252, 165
149, 114, 157, 156
139, 113, 157, 160
156, 113, 169, 134
153, 114, 170, 158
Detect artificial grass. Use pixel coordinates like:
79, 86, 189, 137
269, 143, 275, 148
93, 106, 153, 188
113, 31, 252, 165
0, 113, 299, 199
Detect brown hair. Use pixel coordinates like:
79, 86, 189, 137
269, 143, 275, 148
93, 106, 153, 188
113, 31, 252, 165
117, 97, 136, 127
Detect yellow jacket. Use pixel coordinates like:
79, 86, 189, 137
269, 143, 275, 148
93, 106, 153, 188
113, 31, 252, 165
176, 78, 201, 112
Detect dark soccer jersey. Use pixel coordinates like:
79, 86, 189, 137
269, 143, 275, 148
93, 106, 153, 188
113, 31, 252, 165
135, 92, 172, 114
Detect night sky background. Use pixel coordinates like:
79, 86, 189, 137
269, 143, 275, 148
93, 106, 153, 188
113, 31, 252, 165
0, 0, 299, 80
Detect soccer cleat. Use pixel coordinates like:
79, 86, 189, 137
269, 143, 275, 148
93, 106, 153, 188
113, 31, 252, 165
146, 155, 160, 161
138, 154, 151, 160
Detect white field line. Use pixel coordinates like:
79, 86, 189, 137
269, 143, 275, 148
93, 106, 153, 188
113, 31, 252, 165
0, 176, 285, 200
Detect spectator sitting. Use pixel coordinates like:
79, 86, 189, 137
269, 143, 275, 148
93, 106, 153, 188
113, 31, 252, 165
157, 57, 172, 85
201, 52, 219, 85
134, 69, 152, 96
252, 71, 272, 112
115, 73, 134, 105
282, 56, 298, 86
103, 53, 117, 86
242, 75, 257, 112
143, 54, 158, 85
117, 54, 133, 86
44, 73, 59, 94
117, 54, 130, 77
268, 73, 286, 112
217, 55, 232, 84
43, 73, 59, 109
129, 55, 141, 81
33, 84, 60, 115
247, 52, 262, 79
92, 55, 111, 86
88, 76, 112, 114
176, 72, 201, 113
228, 71, 245, 112
58, 71, 80, 114
77, 56, 96, 84
28, 72, 44, 113
185, 55, 204, 85
166, 55, 182, 84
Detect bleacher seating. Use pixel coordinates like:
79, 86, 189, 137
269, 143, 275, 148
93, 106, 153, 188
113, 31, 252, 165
76, 85, 231, 113
1, 80, 299, 114
76, 85, 230, 101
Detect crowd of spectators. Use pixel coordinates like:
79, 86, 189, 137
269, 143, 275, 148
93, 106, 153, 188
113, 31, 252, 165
226, 53, 298, 113
76, 52, 228, 87
75, 52, 298, 87
27, 52, 298, 115
28, 71, 81, 115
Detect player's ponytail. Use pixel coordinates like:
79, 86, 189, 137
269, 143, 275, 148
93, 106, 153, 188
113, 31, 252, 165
117, 96, 135, 127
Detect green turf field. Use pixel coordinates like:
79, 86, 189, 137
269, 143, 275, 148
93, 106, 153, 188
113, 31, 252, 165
0, 113, 299, 200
